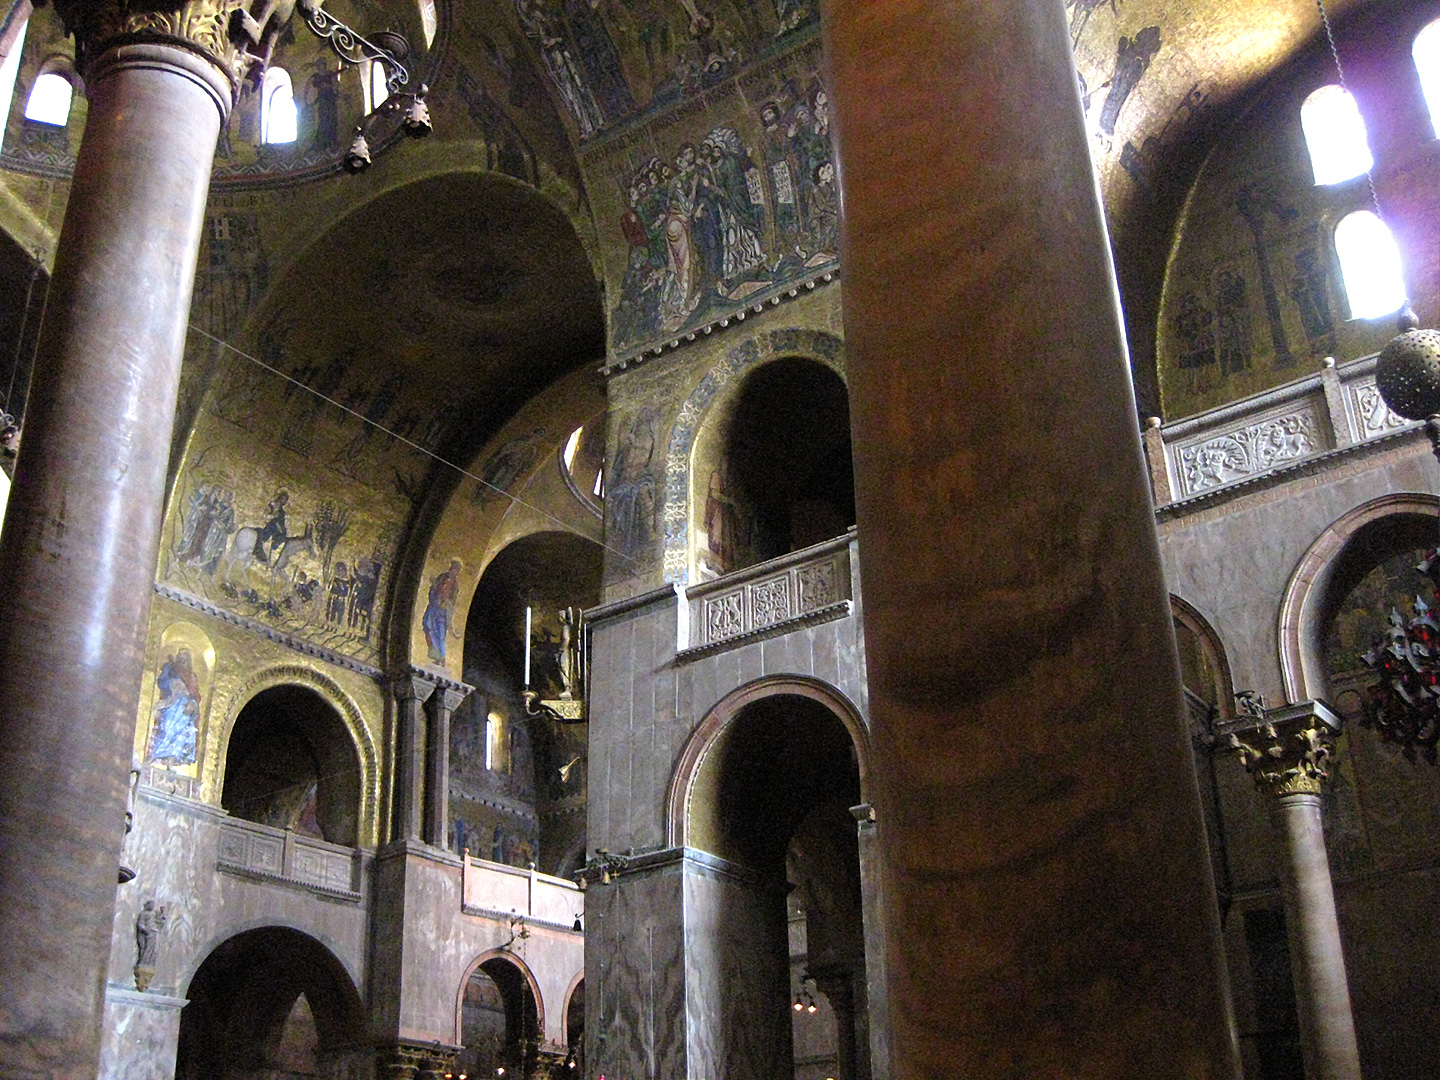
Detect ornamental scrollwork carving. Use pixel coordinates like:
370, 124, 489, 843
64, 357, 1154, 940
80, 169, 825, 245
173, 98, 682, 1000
52, 0, 302, 89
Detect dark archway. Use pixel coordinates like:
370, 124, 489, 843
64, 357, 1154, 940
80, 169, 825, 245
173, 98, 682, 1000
703, 358, 855, 575
687, 692, 867, 1080
175, 928, 365, 1080
222, 685, 361, 846
458, 955, 541, 1079
450, 531, 603, 874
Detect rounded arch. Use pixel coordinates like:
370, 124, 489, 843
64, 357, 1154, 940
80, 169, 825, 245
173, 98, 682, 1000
662, 328, 845, 584
665, 675, 869, 849
175, 925, 365, 1080
1279, 493, 1440, 702
212, 664, 379, 847
562, 971, 585, 1046
1171, 595, 1235, 722
453, 948, 546, 1049
177, 916, 365, 1001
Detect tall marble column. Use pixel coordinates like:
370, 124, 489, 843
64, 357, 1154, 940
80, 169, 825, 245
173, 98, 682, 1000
425, 685, 468, 848
823, 1, 1242, 1077
392, 670, 436, 844
1229, 700, 1361, 1080
0, 4, 278, 1075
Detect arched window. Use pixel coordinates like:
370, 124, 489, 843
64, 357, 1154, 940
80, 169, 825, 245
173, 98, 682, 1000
0, 19, 29, 150
419, 0, 438, 48
24, 71, 72, 128
1334, 210, 1407, 319
1415, 20, 1440, 137
261, 66, 298, 144
1301, 84, 1373, 185
365, 58, 390, 115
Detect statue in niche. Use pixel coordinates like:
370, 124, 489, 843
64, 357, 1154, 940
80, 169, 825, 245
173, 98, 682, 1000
134, 900, 168, 993
558, 607, 582, 699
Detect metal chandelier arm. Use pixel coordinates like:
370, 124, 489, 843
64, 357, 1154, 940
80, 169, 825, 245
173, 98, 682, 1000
296, 0, 412, 94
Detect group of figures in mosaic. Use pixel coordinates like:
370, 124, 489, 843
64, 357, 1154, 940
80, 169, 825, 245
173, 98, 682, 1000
613, 83, 836, 347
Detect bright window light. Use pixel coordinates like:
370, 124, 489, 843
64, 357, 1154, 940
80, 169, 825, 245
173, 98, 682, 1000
1414, 20, 1440, 137
0, 20, 28, 150
1301, 85, 1373, 185
419, 0, 438, 47
367, 59, 390, 115
261, 67, 297, 144
563, 426, 583, 471
24, 71, 71, 128
1335, 210, 1407, 319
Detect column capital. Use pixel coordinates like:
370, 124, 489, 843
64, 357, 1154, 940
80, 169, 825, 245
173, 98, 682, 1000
435, 685, 469, 713
52, 1, 295, 95
390, 667, 437, 704
1224, 698, 1343, 799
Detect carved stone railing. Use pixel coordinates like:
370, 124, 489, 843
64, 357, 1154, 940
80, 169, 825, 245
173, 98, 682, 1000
461, 851, 582, 932
1146, 353, 1420, 508
677, 530, 855, 659
216, 817, 362, 900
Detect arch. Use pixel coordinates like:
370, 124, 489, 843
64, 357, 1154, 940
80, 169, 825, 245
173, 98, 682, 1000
665, 675, 869, 849
175, 926, 366, 1080
453, 948, 546, 1049
1300, 84, 1373, 186
213, 664, 379, 847
662, 328, 845, 584
23, 67, 73, 128
1171, 595, 1234, 722
178, 916, 365, 1001
1278, 493, 1440, 702
562, 971, 585, 1046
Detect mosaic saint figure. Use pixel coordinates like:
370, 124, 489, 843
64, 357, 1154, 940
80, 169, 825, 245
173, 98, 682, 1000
1098, 25, 1162, 137
148, 649, 201, 766
423, 558, 464, 663
699, 127, 766, 284
516, 0, 606, 137
660, 144, 704, 333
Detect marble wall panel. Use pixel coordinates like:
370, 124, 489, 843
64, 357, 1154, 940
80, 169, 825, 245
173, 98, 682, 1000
684, 857, 791, 1080
585, 862, 688, 1079
99, 991, 185, 1080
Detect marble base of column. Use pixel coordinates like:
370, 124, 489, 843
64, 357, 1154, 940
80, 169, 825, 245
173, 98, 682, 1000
0, 40, 228, 1079
1273, 793, 1362, 1080
823, 0, 1241, 1076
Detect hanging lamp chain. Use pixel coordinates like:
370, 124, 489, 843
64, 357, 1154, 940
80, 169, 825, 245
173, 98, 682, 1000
1314, 0, 1385, 220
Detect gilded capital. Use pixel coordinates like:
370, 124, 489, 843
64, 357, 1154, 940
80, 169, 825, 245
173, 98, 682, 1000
52, 1, 299, 91
1225, 698, 1343, 799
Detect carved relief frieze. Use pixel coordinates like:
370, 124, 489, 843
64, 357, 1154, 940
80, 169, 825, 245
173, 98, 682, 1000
1349, 379, 1413, 440
690, 540, 852, 656
749, 575, 791, 629
1174, 406, 1323, 496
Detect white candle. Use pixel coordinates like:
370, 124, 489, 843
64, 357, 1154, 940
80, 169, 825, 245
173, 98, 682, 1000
523, 606, 532, 688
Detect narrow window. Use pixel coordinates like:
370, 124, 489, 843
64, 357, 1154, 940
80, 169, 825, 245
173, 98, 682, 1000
1335, 210, 1407, 319
1414, 19, 1440, 137
1301, 85, 1373, 185
261, 66, 297, 145
365, 58, 390, 115
486, 710, 507, 772
418, 0, 438, 48
0, 18, 29, 150
24, 71, 72, 128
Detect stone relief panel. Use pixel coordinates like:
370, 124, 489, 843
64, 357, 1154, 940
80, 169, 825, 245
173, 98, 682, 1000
1172, 404, 1325, 497
1348, 378, 1414, 441
692, 544, 850, 651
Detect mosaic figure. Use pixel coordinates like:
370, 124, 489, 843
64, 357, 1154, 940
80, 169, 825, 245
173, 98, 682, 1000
148, 649, 201, 766
423, 558, 464, 663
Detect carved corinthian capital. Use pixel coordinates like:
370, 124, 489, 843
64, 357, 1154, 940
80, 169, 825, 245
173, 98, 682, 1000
1224, 698, 1343, 799
51, 1, 298, 92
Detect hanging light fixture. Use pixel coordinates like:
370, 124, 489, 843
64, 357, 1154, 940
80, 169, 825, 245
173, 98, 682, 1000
289, 1, 433, 174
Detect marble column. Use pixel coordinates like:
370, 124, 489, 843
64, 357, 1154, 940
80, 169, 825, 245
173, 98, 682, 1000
1229, 700, 1361, 1080
813, 971, 858, 1080
823, 1, 1242, 1077
0, 4, 271, 1074
425, 686, 468, 848
392, 670, 436, 844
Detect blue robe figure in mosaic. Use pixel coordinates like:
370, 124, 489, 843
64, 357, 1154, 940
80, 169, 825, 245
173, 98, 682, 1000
149, 649, 201, 766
